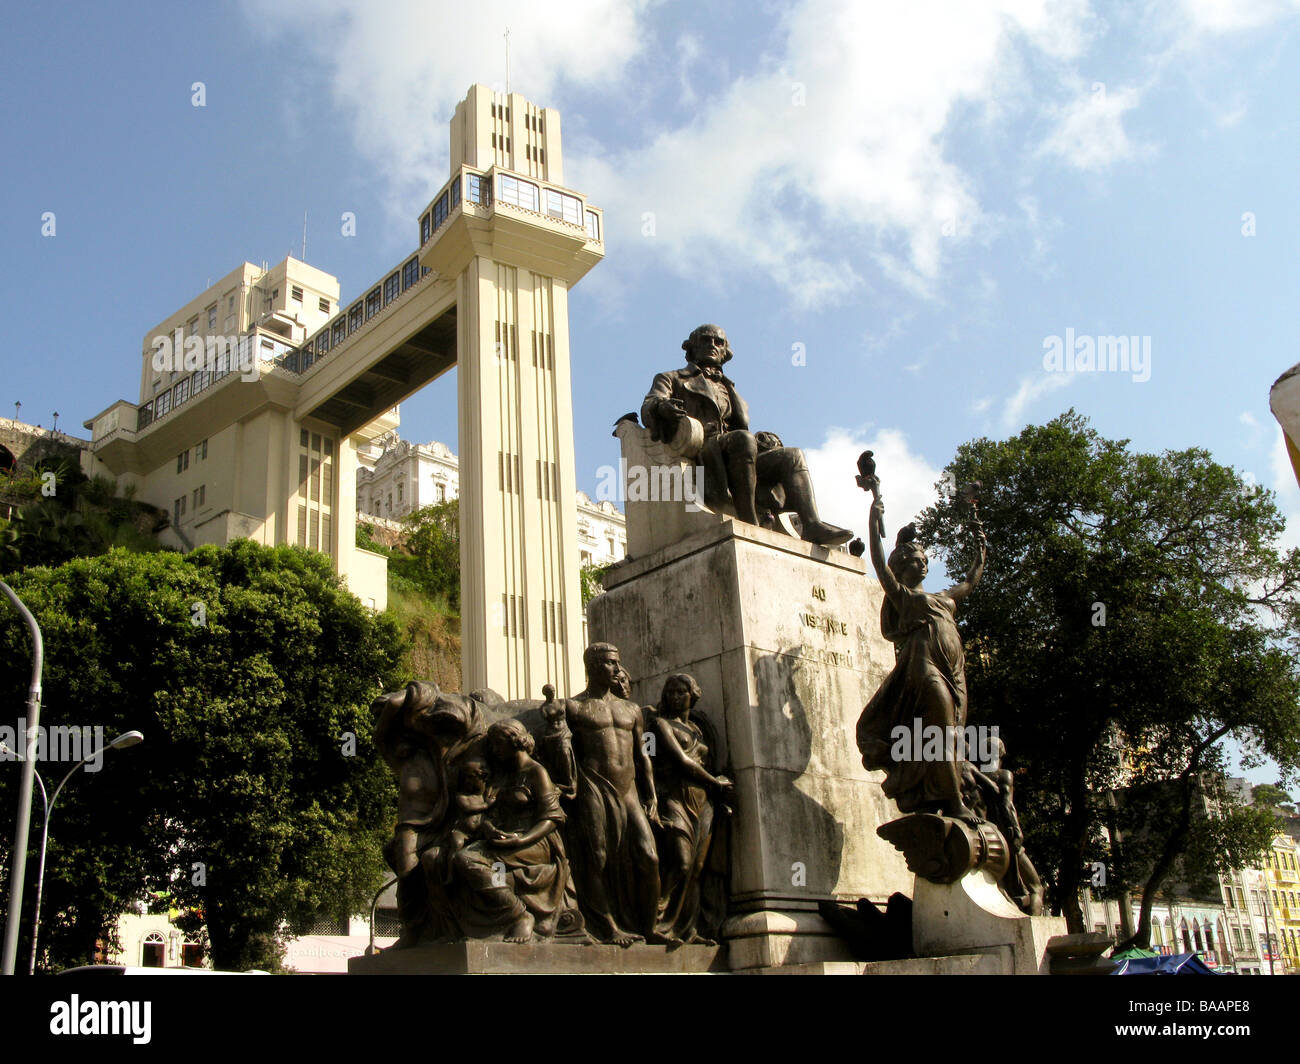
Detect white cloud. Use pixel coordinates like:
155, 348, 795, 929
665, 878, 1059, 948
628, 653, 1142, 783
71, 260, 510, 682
1179, 0, 1300, 33
239, 0, 1300, 304
239, 0, 651, 227
999, 372, 1073, 431
1037, 82, 1151, 171
576, 0, 1099, 306
804, 426, 942, 537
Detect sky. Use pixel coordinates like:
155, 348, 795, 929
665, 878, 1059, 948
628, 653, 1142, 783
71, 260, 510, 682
3, 1, 1299, 785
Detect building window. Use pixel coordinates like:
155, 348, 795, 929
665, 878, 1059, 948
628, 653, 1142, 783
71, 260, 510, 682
187, 316, 199, 337
498, 175, 539, 212
291, 285, 303, 303
198, 438, 208, 460
383, 272, 400, 306
141, 932, 166, 968
466, 173, 491, 206
397, 482, 404, 503
228, 294, 236, 311
365, 287, 381, 320
402, 257, 420, 290
177, 450, 189, 473
386, 494, 392, 513
207, 305, 217, 330
315, 328, 330, 355
319, 297, 330, 314
433, 190, 450, 229
586, 210, 601, 242
545, 189, 582, 226
348, 303, 363, 333
436, 484, 445, 502
421, 212, 431, 244
332, 319, 346, 348
451, 177, 461, 207
193, 485, 205, 508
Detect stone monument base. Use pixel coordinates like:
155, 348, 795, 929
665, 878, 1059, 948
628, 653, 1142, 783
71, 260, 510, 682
745, 953, 1007, 976
912, 872, 1067, 975
589, 518, 912, 972
348, 941, 727, 975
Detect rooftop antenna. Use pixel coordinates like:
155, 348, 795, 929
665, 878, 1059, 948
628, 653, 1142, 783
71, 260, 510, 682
504, 27, 511, 95
302, 210, 308, 261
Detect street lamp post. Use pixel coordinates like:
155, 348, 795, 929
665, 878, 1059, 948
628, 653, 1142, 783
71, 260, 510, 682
0, 730, 143, 974
0, 581, 42, 977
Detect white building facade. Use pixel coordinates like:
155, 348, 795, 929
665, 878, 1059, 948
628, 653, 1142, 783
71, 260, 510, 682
356, 434, 626, 568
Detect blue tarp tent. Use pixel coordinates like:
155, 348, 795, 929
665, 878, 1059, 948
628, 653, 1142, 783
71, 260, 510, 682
1110, 952, 1224, 975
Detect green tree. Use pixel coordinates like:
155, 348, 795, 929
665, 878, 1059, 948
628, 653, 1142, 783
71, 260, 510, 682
0, 541, 407, 971
1252, 781, 1296, 812
396, 499, 460, 609
917, 411, 1300, 938
580, 562, 609, 607
1, 462, 166, 571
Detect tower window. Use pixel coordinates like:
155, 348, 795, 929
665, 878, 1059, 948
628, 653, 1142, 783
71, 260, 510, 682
291, 286, 303, 303
499, 175, 539, 212
545, 189, 582, 226
466, 174, 491, 206
319, 297, 330, 313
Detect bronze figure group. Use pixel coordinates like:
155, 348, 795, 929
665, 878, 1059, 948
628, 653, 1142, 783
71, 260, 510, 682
370, 328, 1051, 961
374, 645, 732, 948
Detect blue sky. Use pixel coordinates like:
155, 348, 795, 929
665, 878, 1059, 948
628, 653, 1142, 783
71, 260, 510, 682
4, 1, 1299, 785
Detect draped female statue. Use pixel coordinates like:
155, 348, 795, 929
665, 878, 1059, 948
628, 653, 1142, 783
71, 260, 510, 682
855, 495, 985, 822
647, 674, 733, 944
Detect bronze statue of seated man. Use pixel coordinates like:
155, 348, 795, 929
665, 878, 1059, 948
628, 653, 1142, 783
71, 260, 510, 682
641, 323, 852, 546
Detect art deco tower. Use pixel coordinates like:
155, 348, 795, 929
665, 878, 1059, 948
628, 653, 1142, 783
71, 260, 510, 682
420, 85, 604, 698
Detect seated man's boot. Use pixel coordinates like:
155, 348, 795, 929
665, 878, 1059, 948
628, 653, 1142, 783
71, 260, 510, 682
802, 519, 855, 547
786, 469, 853, 546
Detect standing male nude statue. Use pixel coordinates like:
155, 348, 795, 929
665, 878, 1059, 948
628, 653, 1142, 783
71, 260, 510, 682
542, 643, 671, 946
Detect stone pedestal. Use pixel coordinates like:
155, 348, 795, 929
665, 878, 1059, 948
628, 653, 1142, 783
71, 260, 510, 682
912, 872, 1068, 975
348, 941, 725, 975
588, 518, 912, 970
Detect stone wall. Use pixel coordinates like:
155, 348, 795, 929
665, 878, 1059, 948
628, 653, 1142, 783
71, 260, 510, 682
0, 417, 89, 472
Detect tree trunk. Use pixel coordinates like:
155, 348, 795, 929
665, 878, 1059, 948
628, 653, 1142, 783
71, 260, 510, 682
1112, 725, 1229, 954
1057, 756, 1091, 933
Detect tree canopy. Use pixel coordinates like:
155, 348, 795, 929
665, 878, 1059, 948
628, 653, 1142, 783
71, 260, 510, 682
394, 499, 460, 610
916, 411, 1300, 937
0, 541, 407, 971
